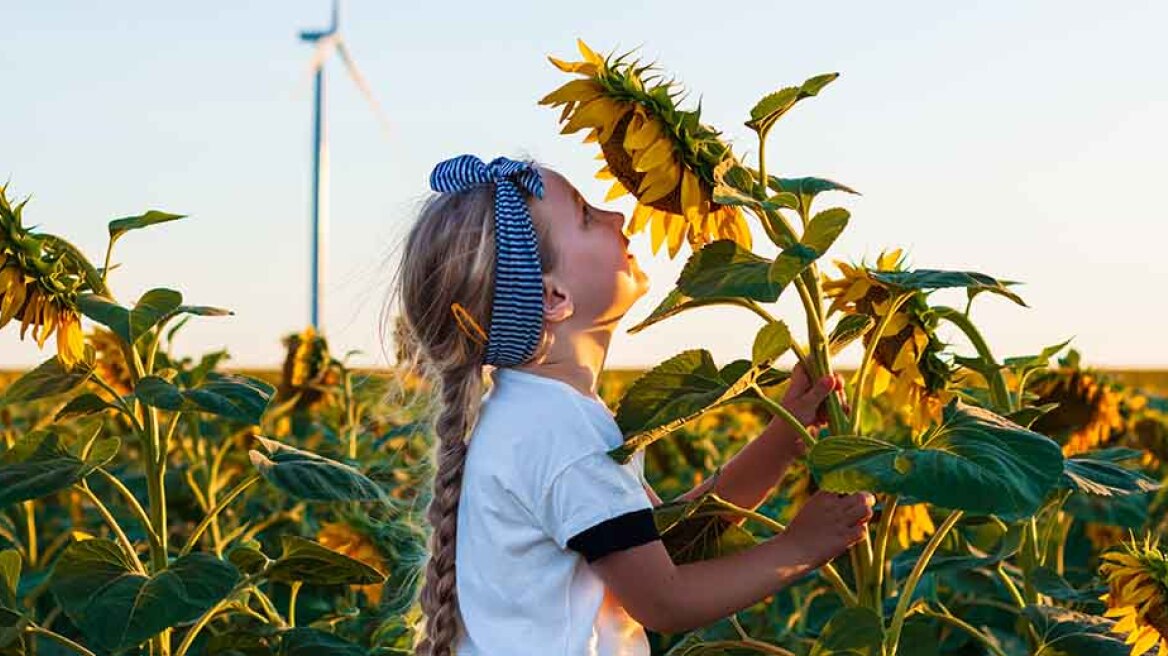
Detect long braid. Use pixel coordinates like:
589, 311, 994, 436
415, 364, 482, 656
383, 160, 558, 655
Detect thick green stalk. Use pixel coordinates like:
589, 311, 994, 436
22, 501, 37, 568
94, 468, 161, 555
886, 510, 964, 654
870, 495, 900, 614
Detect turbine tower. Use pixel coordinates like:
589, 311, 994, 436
299, 0, 390, 331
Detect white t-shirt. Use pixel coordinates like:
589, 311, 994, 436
455, 367, 655, 655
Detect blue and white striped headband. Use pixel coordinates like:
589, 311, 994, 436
429, 154, 546, 367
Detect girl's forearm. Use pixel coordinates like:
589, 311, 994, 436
677, 419, 799, 513
644, 531, 814, 634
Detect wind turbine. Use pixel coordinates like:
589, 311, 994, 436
299, 0, 390, 331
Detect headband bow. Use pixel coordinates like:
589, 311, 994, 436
429, 154, 545, 367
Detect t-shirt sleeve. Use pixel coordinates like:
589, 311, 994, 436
538, 450, 659, 563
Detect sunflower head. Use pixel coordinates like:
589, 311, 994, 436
278, 326, 339, 410
0, 185, 89, 368
1029, 355, 1124, 456
540, 40, 749, 258
823, 248, 953, 431
891, 502, 937, 550
89, 326, 133, 396
317, 519, 389, 605
1100, 535, 1168, 655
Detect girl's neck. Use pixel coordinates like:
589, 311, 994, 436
515, 325, 613, 401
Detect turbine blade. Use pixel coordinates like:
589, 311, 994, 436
334, 37, 392, 136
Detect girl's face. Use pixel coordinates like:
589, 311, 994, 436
530, 167, 650, 328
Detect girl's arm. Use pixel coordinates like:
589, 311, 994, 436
591, 489, 873, 634
675, 366, 845, 513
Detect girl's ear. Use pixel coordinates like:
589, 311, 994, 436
542, 273, 574, 324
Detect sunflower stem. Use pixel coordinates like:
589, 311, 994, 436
871, 495, 899, 617
886, 509, 964, 654
932, 306, 1011, 413
180, 474, 261, 556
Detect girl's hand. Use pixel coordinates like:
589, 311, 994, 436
783, 490, 874, 568
770, 363, 850, 457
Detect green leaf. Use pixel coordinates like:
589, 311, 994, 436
50, 539, 239, 652
829, 314, 875, 356
891, 525, 1024, 581
768, 176, 860, 216
1065, 490, 1149, 527
0, 356, 91, 406
609, 351, 760, 464
810, 607, 884, 655
810, 399, 1064, 519
676, 240, 779, 303
752, 320, 792, 366
249, 437, 386, 502
267, 536, 386, 585
627, 289, 760, 335
1023, 605, 1131, 656
1029, 567, 1106, 606
769, 208, 849, 286
76, 288, 183, 345
55, 393, 118, 421
869, 270, 1026, 307
0, 432, 120, 507
0, 550, 19, 609
280, 628, 365, 656
226, 540, 271, 576
1003, 338, 1073, 373
0, 606, 26, 651
1005, 403, 1059, 429
1060, 452, 1160, 497
747, 73, 839, 135
135, 372, 273, 424
108, 210, 185, 244
653, 492, 758, 565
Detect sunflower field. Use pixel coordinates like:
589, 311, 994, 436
2, 39, 1168, 656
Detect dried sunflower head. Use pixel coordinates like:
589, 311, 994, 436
278, 326, 339, 410
1100, 535, 1168, 655
89, 326, 133, 396
540, 39, 749, 258
0, 185, 88, 368
823, 248, 953, 431
1030, 356, 1124, 456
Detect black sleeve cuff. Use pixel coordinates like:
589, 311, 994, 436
567, 508, 660, 563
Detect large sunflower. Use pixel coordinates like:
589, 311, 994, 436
539, 40, 749, 258
1100, 536, 1168, 655
1029, 357, 1124, 457
822, 248, 952, 431
0, 185, 87, 368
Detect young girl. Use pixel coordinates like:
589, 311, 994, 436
388, 154, 874, 655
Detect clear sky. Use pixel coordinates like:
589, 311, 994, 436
3, 1, 1165, 371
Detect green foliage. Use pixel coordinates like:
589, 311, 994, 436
810, 399, 1065, 519
249, 437, 386, 502
50, 538, 240, 651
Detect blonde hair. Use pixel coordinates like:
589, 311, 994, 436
383, 166, 557, 656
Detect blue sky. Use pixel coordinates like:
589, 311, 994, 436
2, 1, 1165, 370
